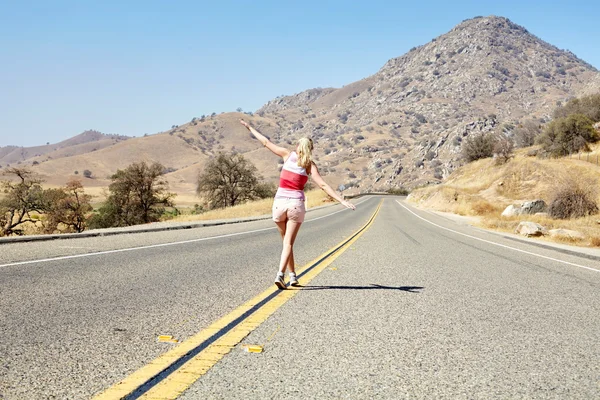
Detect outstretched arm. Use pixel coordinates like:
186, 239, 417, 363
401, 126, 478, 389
240, 120, 290, 159
310, 162, 355, 210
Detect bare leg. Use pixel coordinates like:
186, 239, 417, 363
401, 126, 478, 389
277, 220, 302, 274
275, 221, 296, 273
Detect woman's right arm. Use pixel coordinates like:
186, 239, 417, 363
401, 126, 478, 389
310, 162, 356, 210
240, 120, 290, 159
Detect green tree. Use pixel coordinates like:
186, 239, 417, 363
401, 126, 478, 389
537, 114, 599, 157
197, 153, 273, 209
89, 161, 174, 228
0, 168, 46, 236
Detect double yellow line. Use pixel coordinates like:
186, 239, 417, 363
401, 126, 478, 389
94, 200, 383, 400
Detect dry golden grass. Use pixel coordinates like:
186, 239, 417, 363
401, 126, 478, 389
171, 189, 334, 222
409, 147, 600, 247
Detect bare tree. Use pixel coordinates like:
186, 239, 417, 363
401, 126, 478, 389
0, 168, 46, 236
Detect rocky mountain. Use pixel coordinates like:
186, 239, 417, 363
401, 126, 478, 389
3, 16, 599, 200
252, 16, 599, 191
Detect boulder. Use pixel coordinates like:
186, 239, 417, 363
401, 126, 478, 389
520, 200, 547, 215
501, 204, 521, 217
548, 229, 585, 240
515, 221, 547, 237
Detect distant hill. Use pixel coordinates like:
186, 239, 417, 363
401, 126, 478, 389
0, 130, 129, 166
2, 16, 599, 201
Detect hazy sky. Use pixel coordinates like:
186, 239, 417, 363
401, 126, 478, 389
1, 0, 599, 147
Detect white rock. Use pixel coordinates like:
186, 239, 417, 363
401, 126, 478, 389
501, 204, 521, 217
515, 221, 547, 237
548, 229, 585, 240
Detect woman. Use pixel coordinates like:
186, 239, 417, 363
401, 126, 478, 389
240, 120, 355, 289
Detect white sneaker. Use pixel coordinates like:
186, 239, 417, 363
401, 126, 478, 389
289, 274, 299, 287
274, 274, 286, 290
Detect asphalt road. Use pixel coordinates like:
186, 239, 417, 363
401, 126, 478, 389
1, 196, 599, 399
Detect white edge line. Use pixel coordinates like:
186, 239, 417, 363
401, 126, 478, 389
0, 197, 372, 269
396, 200, 599, 273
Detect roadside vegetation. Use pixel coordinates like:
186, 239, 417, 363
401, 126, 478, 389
409, 93, 600, 247
0, 152, 289, 236
0, 168, 93, 236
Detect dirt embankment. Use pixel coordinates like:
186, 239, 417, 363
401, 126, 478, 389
408, 145, 600, 247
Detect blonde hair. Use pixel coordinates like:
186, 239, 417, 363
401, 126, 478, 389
296, 137, 314, 172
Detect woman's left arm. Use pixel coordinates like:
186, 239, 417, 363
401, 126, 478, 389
310, 162, 355, 210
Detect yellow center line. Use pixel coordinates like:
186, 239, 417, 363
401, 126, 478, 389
93, 199, 383, 400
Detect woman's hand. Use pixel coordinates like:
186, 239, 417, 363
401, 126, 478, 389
341, 200, 356, 210
240, 119, 250, 129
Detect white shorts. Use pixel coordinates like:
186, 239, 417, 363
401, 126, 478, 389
272, 198, 306, 223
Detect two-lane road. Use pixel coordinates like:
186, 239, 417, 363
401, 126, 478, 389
1, 197, 598, 399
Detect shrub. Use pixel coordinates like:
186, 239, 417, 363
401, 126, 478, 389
462, 133, 495, 162
548, 179, 598, 219
514, 120, 541, 148
83, 170, 93, 178
553, 93, 600, 122
536, 114, 598, 156
471, 200, 499, 216
493, 137, 514, 164
387, 187, 409, 196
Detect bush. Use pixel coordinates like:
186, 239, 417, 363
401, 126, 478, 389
513, 120, 541, 148
462, 133, 495, 162
553, 93, 600, 122
471, 200, 499, 216
493, 137, 514, 164
83, 170, 92, 178
536, 114, 598, 157
387, 187, 409, 196
548, 179, 598, 219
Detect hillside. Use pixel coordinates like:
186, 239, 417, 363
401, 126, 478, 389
2, 15, 599, 204
406, 144, 600, 245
